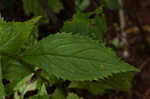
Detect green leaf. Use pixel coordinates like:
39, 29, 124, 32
21, 33, 138, 81
51, 88, 65, 99
40, 71, 60, 85
67, 93, 83, 99
14, 92, 21, 99
14, 74, 41, 97
106, 72, 134, 91
61, 9, 107, 42
69, 73, 134, 95
61, 20, 91, 36
69, 81, 112, 95
1, 56, 31, 94
0, 17, 41, 55
61, 13, 90, 36
38, 84, 48, 95
29, 84, 49, 99
0, 57, 5, 98
100, 0, 119, 10
91, 15, 107, 41
25, 17, 41, 48
75, 0, 91, 12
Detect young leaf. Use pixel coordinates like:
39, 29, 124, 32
1, 56, 31, 94
13, 74, 33, 94
14, 92, 21, 99
21, 33, 138, 81
38, 84, 48, 95
29, 84, 49, 99
51, 88, 65, 99
14, 74, 41, 97
0, 17, 41, 55
40, 71, 60, 85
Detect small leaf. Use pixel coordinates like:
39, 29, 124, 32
38, 84, 48, 95
106, 72, 134, 91
61, 9, 107, 42
14, 74, 41, 97
75, 0, 91, 12
21, 33, 138, 81
14, 92, 21, 99
0, 17, 41, 55
2, 57, 31, 83
1, 56, 31, 94
51, 88, 65, 99
29, 84, 49, 99
40, 71, 60, 85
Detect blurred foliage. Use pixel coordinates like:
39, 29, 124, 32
67, 93, 83, 99
99, 0, 119, 10
22, 0, 63, 22
61, 7, 107, 42
75, 0, 91, 12
69, 73, 134, 95
0, 0, 139, 99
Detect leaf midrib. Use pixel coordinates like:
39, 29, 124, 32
23, 52, 102, 62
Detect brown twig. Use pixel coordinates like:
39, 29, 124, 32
118, 0, 129, 58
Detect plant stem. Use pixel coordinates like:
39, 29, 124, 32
118, 0, 129, 58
